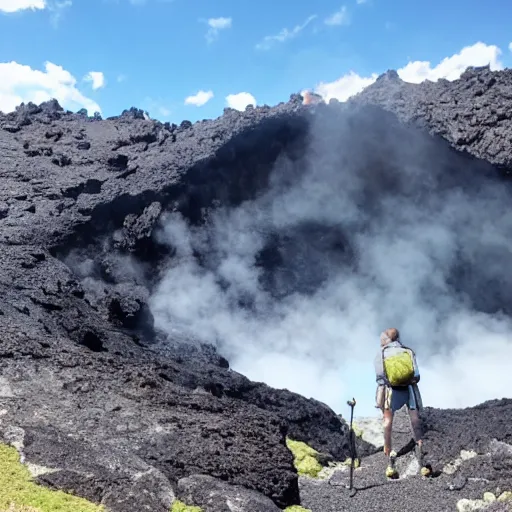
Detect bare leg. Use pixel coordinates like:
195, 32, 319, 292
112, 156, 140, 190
408, 408, 423, 444
408, 408, 431, 474
383, 409, 394, 456
383, 409, 398, 478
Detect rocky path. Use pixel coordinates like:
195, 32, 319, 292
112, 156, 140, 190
299, 407, 512, 512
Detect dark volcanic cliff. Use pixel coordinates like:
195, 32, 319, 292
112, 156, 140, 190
0, 66, 512, 512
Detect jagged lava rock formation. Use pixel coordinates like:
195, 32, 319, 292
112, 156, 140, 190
352, 65, 512, 172
0, 65, 511, 511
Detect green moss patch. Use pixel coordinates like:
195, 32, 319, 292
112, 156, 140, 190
285, 438, 323, 478
343, 457, 360, 468
170, 501, 202, 512
2, 506, 41, 512
284, 506, 312, 512
0, 444, 104, 512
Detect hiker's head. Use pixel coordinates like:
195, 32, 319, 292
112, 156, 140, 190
380, 328, 400, 346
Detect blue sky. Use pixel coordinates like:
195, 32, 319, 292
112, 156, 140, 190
1, 0, 511, 124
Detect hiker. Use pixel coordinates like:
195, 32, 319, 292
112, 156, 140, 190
374, 328, 430, 478
301, 90, 324, 106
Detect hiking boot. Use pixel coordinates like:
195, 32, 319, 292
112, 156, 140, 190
420, 466, 432, 477
385, 465, 399, 478
386, 450, 398, 479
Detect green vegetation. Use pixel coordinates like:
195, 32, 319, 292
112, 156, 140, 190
2, 506, 41, 512
0, 444, 104, 512
170, 501, 202, 512
284, 506, 312, 512
285, 438, 323, 478
343, 457, 360, 468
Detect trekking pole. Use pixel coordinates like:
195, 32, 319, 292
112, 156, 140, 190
346, 398, 357, 496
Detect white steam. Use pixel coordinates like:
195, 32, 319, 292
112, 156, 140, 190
150, 108, 512, 417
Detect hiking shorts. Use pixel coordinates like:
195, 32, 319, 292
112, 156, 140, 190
376, 385, 420, 413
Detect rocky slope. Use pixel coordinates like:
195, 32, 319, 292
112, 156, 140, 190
0, 98, 372, 511
0, 65, 511, 511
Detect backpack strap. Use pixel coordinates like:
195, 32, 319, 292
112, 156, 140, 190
381, 345, 391, 386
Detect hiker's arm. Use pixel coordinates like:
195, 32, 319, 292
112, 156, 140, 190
374, 352, 386, 385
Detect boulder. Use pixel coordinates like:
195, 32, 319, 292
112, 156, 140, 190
177, 474, 282, 512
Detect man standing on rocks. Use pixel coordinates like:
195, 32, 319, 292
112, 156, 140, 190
374, 328, 430, 478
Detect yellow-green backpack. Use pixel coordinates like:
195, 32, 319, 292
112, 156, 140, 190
382, 345, 415, 387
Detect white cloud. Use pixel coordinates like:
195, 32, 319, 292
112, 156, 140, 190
184, 90, 214, 107
314, 42, 504, 102
84, 71, 105, 90
0, 60, 101, 115
397, 41, 503, 83
256, 15, 317, 50
325, 6, 350, 26
208, 17, 231, 30
205, 17, 232, 43
225, 92, 256, 111
0, 0, 71, 25
508, 42, 512, 53
315, 71, 378, 102
0, 0, 45, 12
